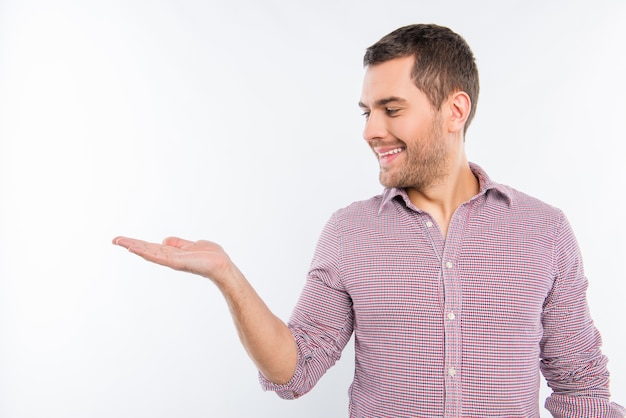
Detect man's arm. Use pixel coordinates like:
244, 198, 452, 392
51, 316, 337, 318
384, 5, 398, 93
540, 216, 625, 417
112, 236, 298, 384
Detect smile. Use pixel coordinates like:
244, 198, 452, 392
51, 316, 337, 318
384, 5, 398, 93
378, 147, 404, 157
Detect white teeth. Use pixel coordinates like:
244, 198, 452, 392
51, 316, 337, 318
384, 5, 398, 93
380, 148, 403, 157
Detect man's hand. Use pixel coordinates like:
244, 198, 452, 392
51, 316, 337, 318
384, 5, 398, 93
112, 236, 235, 286
112, 234, 298, 384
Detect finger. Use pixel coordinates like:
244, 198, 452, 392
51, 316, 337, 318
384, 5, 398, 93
113, 236, 149, 250
112, 236, 125, 245
126, 242, 187, 270
162, 236, 195, 249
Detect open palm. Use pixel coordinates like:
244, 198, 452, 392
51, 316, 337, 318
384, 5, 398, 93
113, 236, 235, 284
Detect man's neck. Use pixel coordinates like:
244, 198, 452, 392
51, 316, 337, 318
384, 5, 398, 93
406, 159, 479, 238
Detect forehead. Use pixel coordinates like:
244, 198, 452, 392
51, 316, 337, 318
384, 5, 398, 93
360, 56, 419, 104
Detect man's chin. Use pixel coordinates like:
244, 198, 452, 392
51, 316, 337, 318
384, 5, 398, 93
379, 173, 401, 189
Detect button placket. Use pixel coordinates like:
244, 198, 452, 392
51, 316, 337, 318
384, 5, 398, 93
441, 202, 473, 417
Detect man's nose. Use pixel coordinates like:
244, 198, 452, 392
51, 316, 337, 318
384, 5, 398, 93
363, 111, 387, 142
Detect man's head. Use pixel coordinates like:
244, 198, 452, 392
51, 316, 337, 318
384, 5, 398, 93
363, 24, 479, 134
359, 24, 478, 191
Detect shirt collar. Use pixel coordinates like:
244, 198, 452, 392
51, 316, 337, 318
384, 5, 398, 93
379, 162, 513, 213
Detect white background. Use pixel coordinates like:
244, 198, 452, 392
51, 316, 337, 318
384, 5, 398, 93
1, 1, 624, 417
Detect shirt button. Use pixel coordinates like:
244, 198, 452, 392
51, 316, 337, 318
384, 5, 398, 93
447, 311, 456, 320
448, 367, 457, 377
426, 221, 433, 228
445, 261, 453, 269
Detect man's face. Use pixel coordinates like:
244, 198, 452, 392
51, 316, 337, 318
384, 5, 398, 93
359, 56, 449, 191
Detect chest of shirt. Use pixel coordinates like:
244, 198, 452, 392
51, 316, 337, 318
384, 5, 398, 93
338, 208, 555, 335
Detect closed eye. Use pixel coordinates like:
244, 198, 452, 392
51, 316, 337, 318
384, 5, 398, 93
385, 108, 400, 116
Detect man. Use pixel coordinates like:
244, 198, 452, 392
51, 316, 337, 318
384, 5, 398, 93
113, 24, 624, 417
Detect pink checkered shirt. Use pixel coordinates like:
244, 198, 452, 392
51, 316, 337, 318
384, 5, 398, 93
261, 164, 624, 417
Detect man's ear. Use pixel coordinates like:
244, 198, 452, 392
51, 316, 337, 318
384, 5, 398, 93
446, 91, 471, 134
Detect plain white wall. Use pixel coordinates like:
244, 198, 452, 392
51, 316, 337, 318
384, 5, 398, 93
1, 1, 624, 417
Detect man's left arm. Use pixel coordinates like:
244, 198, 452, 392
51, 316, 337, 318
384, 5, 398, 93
540, 213, 625, 417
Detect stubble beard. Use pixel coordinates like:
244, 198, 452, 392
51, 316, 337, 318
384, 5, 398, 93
378, 117, 448, 191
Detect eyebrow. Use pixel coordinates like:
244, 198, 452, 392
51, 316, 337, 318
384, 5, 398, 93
358, 96, 407, 109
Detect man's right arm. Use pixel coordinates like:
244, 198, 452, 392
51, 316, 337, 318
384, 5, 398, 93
112, 236, 298, 385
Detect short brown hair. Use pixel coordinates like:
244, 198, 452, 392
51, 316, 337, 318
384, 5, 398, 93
364, 24, 479, 133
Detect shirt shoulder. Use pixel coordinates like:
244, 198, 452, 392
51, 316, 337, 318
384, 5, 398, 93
331, 194, 386, 222
495, 183, 564, 221
470, 162, 564, 220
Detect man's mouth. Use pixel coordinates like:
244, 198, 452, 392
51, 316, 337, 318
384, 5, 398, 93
378, 147, 404, 157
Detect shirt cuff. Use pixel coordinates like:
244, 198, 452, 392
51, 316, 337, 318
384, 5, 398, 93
258, 329, 313, 399
546, 394, 626, 418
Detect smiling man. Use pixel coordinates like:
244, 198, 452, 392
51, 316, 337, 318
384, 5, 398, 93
359, 53, 478, 238
114, 24, 624, 417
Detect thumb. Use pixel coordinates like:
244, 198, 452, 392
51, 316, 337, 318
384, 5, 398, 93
162, 236, 195, 248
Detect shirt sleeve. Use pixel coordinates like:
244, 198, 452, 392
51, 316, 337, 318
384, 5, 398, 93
259, 213, 354, 399
541, 212, 625, 417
